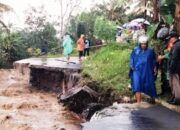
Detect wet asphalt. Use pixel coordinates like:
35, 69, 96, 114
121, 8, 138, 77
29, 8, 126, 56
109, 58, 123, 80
82, 105, 180, 130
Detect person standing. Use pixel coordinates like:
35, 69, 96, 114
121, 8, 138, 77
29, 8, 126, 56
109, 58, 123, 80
129, 35, 157, 104
84, 35, 91, 58
157, 30, 179, 95
40, 38, 48, 64
41, 39, 48, 55
77, 34, 85, 62
169, 38, 180, 105
156, 26, 170, 95
63, 34, 73, 64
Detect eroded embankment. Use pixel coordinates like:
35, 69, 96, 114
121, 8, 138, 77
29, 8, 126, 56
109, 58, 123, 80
12, 57, 130, 123
28, 66, 130, 120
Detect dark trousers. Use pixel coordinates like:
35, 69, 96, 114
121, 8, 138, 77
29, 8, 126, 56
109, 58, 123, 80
160, 59, 170, 94
79, 51, 83, 59
84, 48, 90, 57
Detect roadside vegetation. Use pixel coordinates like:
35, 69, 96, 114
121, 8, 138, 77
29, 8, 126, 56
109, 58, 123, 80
82, 43, 134, 96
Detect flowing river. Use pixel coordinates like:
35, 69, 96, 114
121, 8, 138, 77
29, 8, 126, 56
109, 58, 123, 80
0, 69, 83, 130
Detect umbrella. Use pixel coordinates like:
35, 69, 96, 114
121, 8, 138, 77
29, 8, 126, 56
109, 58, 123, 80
131, 18, 150, 25
157, 27, 169, 39
127, 21, 141, 30
127, 22, 141, 27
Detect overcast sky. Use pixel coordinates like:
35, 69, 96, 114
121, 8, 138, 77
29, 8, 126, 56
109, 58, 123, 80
0, 0, 108, 28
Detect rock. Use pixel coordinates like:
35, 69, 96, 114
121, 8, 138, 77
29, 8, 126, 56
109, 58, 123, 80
60, 86, 100, 113
61, 86, 99, 100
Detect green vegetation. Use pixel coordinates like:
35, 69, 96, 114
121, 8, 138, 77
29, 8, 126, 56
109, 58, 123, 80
94, 17, 116, 42
0, 31, 28, 67
0, 23, 60, 67
147, 23, 159, 40
0, 6, 61, 67
82, 41, 163, 97
82, 43, 134, 95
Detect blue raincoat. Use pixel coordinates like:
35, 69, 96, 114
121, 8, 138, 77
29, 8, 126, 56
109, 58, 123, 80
63, 35, 73, 56
129, 47, 157, 97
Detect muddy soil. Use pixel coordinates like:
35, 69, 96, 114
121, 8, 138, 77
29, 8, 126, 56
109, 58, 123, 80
0, 69, 83, 130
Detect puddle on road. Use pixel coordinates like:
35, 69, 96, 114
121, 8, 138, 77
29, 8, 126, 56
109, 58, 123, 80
0, 69, 84, 130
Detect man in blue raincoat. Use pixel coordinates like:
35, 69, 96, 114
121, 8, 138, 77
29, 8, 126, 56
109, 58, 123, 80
129, 35, 157, 104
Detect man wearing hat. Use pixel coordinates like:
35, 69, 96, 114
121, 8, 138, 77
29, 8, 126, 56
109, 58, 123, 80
129, 35, 157, 104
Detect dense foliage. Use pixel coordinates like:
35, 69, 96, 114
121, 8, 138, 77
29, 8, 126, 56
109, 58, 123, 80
94, 17, 116, 42
82, 43, 134, 94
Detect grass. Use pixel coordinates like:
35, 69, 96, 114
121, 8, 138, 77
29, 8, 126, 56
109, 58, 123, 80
82, 43, 134, 95
82, 42, 165, 103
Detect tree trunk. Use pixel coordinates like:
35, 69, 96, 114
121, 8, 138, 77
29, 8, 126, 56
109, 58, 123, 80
153, 0, 160, 22
144, 0, 147, 19
60, 0, 63, 40
0, 20, 10, 34
175, 0, 180, 35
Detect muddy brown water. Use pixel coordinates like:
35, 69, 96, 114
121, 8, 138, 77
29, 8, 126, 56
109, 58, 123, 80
0, 69, 84, 130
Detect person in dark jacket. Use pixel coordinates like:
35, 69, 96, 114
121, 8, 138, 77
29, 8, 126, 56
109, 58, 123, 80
169, 38, 180, 104
157, 30, 179, 95
84, 35, 91, 57
41, 36, 48, 55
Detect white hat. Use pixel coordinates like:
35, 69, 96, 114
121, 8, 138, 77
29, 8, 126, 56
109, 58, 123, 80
138, 35, 148, 44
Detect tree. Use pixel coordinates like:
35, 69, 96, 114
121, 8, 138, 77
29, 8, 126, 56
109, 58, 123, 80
175, 0, 180, 35
93, 0, 129, 24
68, 16, 78, 38
0, 30, 29, 67
76, 22, 86, 38
78, 12, 98, 34
0, 2, 12, 33
24, 6, 58, 50
25, 6, 50, 31
56, 0, 80, 41
160, 0, 175, 24
152, 0, 160, 22
125, 0, 153, 18
94, 17, 116, 42
21, 23, 57, 49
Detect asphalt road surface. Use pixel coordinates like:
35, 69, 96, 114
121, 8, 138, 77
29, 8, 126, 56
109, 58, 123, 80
82, 103, 180, 130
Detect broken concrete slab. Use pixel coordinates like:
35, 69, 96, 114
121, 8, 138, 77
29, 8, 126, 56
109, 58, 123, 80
60, 86, 99, 100
60, 86, 100, 114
